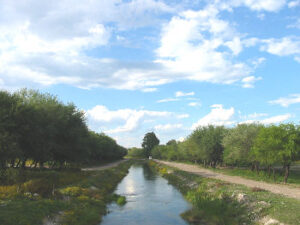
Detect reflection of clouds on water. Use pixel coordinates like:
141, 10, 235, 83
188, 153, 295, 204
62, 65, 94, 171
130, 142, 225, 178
101, 163, 190, 225
124, 178, 135, 195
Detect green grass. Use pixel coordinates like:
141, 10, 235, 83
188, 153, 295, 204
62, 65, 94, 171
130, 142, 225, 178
149, 161, 300, 225
211, 166, 300, 186
0, 160, 132, 225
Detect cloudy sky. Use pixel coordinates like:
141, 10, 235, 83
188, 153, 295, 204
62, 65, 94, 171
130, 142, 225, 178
0, 0, 300, 147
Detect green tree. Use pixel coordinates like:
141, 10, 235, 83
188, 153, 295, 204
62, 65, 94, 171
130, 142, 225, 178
142, 132, 160, 157
252, 124, 300, 183
223, 123, 262, 167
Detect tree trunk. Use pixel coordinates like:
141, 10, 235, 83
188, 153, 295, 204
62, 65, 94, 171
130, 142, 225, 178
255, 163, 259, 175
273, 167, 276, 181
16, 160, 21, 168
21, 159, 26, 169
251, 164, 255, 171
284, 164, 290, 184
10, 159, 15, 168
268, 166, 271, 178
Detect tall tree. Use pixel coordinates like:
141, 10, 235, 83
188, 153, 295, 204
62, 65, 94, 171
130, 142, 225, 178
142, 132, 160, 157
223, 123, 262, 167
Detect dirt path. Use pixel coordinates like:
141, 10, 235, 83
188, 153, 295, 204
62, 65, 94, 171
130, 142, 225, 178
82, 159, 128, 171
155, 160, 300, 200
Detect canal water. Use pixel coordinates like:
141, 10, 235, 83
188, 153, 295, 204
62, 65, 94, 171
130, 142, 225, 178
100, 163, 191, 225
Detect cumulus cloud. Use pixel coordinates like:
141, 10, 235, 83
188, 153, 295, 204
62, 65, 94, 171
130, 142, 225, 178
269, 94, 300, 107
175, 91, 195, 97
0, 0, 177, 90
154, 123, 183, 131
191, 104, 235, 130
155, 5, 262, 88
260, 37, 300, 56
188, 102, 201, 107
0, 0, 288, 91
288, 0, 300, 8
86, 105, 188, 134
241, 114, 291, 124
241, 76, 262, 88
86, 105, 172, 133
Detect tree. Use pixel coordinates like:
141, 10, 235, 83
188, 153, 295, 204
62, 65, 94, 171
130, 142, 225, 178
127, 147, 145, 158
223, 124, 262, 167
189, 125, 226, 167
142, 132, 160, 157
252, 124, 300, 183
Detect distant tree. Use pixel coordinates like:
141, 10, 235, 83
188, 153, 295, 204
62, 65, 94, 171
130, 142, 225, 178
127, 147, 145, 158
142, 132, 160, 157
166, 139, 177, 145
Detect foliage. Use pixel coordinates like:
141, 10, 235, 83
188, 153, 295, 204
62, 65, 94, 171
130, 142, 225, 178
127, 147, 146, 158
142, 132, 160, 157
0, 88, 126, 176
0, 160, 132, 225
223, 123, 262, 166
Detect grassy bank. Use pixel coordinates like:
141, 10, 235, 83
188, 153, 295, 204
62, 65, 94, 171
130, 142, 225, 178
211, 166, 300, 187
149, 161, 300, 225
0, 160, 132, 225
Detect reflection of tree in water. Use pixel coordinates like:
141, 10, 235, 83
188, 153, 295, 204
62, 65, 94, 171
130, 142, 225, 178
142, 163, 156, 180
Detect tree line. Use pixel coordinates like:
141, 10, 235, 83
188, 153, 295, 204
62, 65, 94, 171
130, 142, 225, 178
151, 123, 300, 183
0, 89, 126, 171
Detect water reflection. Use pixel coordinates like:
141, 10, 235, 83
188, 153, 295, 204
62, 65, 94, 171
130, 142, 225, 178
100, 163, 190, 225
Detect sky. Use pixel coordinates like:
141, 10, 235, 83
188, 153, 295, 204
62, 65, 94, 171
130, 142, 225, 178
0, 0, 300, 147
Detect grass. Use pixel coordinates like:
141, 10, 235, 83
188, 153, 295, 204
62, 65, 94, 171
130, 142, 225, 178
0, 160, 132, 225
211, 166, 300, 187
149, 161, 300, 225
166, 159, 300, 186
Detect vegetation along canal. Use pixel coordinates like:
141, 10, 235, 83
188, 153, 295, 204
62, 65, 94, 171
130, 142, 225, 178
100, 162, 190, 225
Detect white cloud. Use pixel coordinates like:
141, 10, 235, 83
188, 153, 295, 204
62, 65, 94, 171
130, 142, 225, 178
288, 0, 300, 8
241, 114, 292, 124
177, 114, 190, 119
177, 137, 185, 142
261, 114, 291, 124
269, 94, 300, 107
155, 6, 260, 87
191, 104, 235, 129
87, 105, 172, 133
0, 0, 177, 91
157, 98, 179, 103
175, 91, 195, 97
188, 102, 201, 107
226, 0, 286, 12
142, 87, 158, 92
260, 37, 300, 56
248, 112, 268, 118
295, 56, 300, 63
154, 123, 183, 131
241, 76, 262, 88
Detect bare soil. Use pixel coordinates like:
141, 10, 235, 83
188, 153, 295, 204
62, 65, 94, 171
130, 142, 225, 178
155, 160, 300, 200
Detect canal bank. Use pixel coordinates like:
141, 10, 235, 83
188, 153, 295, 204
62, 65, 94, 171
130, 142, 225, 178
150, 160, 300, 225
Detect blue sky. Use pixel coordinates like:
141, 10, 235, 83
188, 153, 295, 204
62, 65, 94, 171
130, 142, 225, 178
0, 0, 300, 147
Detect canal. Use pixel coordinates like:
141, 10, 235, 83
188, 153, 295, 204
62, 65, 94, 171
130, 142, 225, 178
100, 162, 191, 225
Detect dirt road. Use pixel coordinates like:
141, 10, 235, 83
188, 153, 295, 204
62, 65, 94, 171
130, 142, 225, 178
82, 159, 128, 171
155, 160, 300, 200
